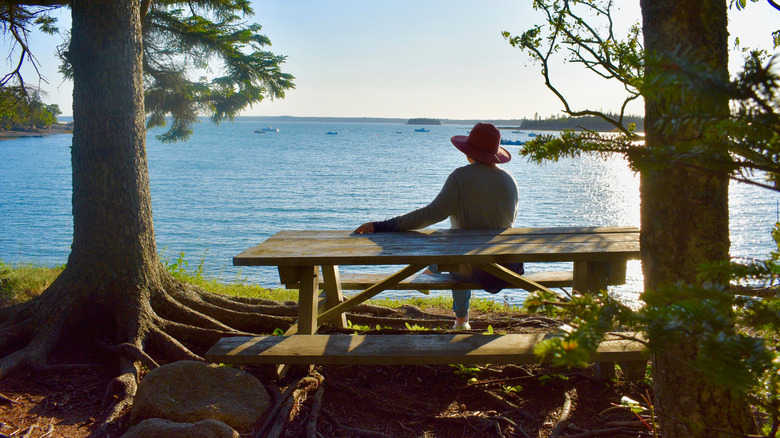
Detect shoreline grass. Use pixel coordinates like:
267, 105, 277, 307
0, 261, 525, 316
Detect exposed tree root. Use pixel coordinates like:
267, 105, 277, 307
0, 391, 19, 405
351, 303, 398, 316
200, 290, 297, 307
151, 286, 236, 331
3, 260, 479, 436
0, 341, 52, 379
195, 287, 299, 316
95, 358, 139, 437
0, 262, 325, 437
265, 374, 323, 438
99, 341, 159, 370
256, 377, 303, 438
147, 325, 203, 361
550, 388, 577, 438
153, 317, 255, 350
306, 384, 325, 438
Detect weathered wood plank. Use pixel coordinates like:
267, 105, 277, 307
269, 227, 639, 240
235, 241, 640, 267
321, 265, 347, 328
264, 231, 640, 247
205, 333, 647, 367
315, 264, 427, 325
302, 270, 575, 290
297, 266, 319, 335
234, 227, 640, 267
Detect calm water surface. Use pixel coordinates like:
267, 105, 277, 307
1, 118, 778, 306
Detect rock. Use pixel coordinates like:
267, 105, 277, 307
122, 418, 239, 438
130, 361, 270, 429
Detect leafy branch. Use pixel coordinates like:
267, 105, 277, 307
0, 3, 60, 104
502, 0, 643, 139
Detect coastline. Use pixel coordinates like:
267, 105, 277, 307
0, 123, 73, 140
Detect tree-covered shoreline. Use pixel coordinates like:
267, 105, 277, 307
0, 88, 61, 132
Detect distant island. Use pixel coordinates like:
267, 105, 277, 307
407, 118, 442, 125
518, 113, 644, 132
233, 114, 645, 133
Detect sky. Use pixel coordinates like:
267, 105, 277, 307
6, 0, 780, 120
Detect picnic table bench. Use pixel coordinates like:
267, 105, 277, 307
206, 226, 645, 379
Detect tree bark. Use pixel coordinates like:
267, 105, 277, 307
57, 0, 164, 352
639, 1, 756, 436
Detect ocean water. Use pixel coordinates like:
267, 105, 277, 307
1, 118, 778, 307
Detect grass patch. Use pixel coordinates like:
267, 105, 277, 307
369, 294, 523, 315
182, 275, 299, 302
0, 260, 63, 306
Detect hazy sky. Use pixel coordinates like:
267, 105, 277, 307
8, 1, 780, 120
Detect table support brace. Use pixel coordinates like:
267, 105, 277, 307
316, 264, 427, 326
479, 263, 557, 295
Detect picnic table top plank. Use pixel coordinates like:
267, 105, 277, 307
205, 333, 647, 366
234, 227, 640, 267
271, 226, 639, 239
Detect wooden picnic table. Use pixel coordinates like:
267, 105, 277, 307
232, 226, 641, 335
208, 226, 645, 379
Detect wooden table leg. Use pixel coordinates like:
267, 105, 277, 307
277, 265, 319, 379
321, 265, 348, 328
573, 261, 609, 294
297, 265, 320, 335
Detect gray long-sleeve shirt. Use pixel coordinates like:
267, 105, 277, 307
375, 161, 519, 231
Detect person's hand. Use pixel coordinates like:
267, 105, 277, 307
354, 222, 375, 234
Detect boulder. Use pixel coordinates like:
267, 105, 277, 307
122, 418, 239, 438
130, 361, 270, 429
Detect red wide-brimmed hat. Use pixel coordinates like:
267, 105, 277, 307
451, 122, 511, 164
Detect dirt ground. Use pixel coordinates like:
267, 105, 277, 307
0, 311, 655, 438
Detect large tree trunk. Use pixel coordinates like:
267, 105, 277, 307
69, 0, 163, 331
639, 1, 756, 436
70, 0, 158, 291
0, 2, 294, 428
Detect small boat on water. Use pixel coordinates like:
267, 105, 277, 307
414, 128, 430, 132
512, 130, 524, 134
326, 131, 338, 135
500, 139, 524, 145
259, 126, 279, 132
528, 133, 537, 137
253, 130, 266, 134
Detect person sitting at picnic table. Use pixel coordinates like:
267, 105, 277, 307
355, 122, 520, 330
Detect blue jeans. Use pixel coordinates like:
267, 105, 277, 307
428, 264, 471, 318
452, 289, 472, 318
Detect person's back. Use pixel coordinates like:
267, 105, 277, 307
447, 162, 517, 230
355, 122, 519, 329
389, 160, 517, 231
